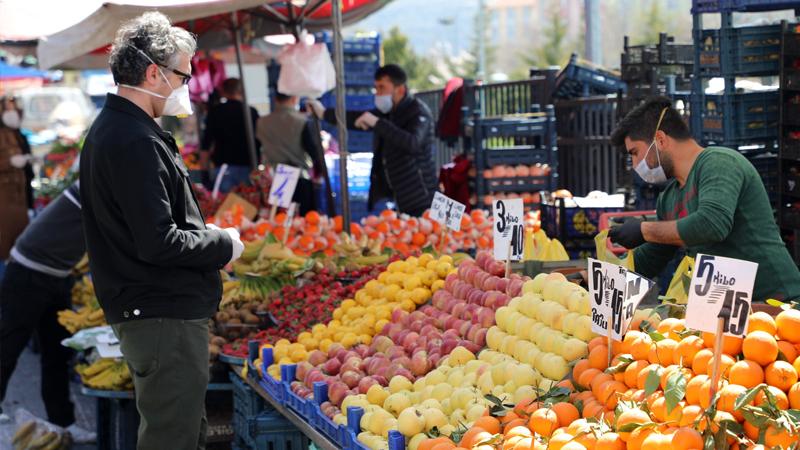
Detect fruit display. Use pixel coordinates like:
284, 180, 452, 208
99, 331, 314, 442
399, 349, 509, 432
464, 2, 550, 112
75, 358, 132, 391
12, 419, 71, 450
255, 254, 456, 381
58, 277, 105, 333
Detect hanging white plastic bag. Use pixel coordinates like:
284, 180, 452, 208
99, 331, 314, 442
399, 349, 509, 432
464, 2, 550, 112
277, 32, 336, 98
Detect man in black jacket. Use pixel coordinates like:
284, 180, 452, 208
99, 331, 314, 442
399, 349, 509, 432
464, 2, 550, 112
309, 64, 439, 216
79, 12, 243, 450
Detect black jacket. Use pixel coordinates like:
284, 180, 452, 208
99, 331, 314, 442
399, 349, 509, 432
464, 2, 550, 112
324, 95, 438, 215
80, 94, 233, 324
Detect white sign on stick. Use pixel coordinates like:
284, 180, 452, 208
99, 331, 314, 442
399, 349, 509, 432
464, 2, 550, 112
685, 254, 757, 337
268, 164, 301, 208
619, 272, 655, 339
588, 258, 628, 338
430, 192, 466, 231
492, 198, 524, 261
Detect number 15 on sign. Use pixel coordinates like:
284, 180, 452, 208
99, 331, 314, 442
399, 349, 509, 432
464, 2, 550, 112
685, 254, 758, 337
493, 198, 524, 261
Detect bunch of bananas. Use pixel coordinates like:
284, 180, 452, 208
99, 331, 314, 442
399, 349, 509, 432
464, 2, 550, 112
332, 233, 383, 259
12, 422, 70, 450
70, 276, 98, 308
57, 306, 105, 334
220, 273, 292, 307
75, 358, 132, 391
234, 241, 310, 275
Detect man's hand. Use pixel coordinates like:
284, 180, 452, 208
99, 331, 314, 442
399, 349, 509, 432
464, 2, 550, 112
608, 218, 646, 249
223, 227, 244, 263
306, 99, 325, 119
354, 112, 379, 130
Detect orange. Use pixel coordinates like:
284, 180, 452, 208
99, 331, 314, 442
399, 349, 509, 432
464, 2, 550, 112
743, 330, 779, 366
573, 431, 597, 450
678, 404, 703, 427
702, 331, 743, 356
707, 354, 736, 378
566, 419, 592, 436
777, 340, 799, 362
503, 419, 529, 435
430, 442, 456, 450
548, 433, 578, 450
598, 380, 627, 409
699, 378, 728, 409
572, 360, 592, 385
595, 433, 625, 450
629, 334, 654, 360
590, 373, 615, 399
748, 311, 777, 335
675, 336, 704, 368
560, 442, 588, 450
789, 382, 800, 409
658, 318, 686, 340
640, 432, 671, 450
588, 336, 607, 352
616, 409, 651, 442
624, 360, 651, 389
717, 384, 748, 421
456, 429, 486, 450
743, 420, 760, 440
627, 427, 656, 450
504, 425, 532, 439
648, 339, 678, 366
660, 365, 691, 390
472, 416, 501, 435
499, 411, 521, 426
581, 400, 604, 420
511, 438, 533, 450
528, 408, 558, 438
578, 368, 603, 389
795, 355, 800, 374
670, 427, 703, 450
556, 379, 575, 392
776, 309, 800, 344
550, 402, 580, 428
728, 359, 765, 388
650, 396, 683, 423
691, 349, 714, 375
304, 210, 320, 225
764, 425, 798, 449
765, 360, 799, 391
419, 437, 455, 450
637, 364, 664, 390
754, 385, 790, 409
588, 345, 610, 370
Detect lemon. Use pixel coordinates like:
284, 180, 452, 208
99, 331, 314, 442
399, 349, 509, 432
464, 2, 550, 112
275, 339, 291, 347
431, 279, 445, 293
378, 272, 390, 283
297, 331, 312, 342
319, 339, 333, 353
411, 287, 432, 305
400, 299, 415, 312
438, 255, 454, 265
383, 284, 401, 301
333, 308, 344, 320
403, 275, 422, 291
418, 253, 434, 267
341, 299, 356, 310
341, 332, 358, 348
406, 256, 419, 268
375, 319, 389, 333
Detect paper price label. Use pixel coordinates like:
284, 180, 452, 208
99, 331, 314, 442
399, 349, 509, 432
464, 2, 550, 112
619, 272, 655, 339
268, 164, 301, 208
493, 198, 524, 261
588, 258, 628, 338
686, 254, 757, 337
430, 192, 466, 231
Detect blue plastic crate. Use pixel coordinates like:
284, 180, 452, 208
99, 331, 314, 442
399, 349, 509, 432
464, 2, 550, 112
484, 176, 553, 193
322, 123, 374, 153
698, 91, 780, 143
698, 25, 781, 76
555, 55, 626, 99
309, 382, 348, 447
541, 200, 623, 239
246, 410, 310, 450
230, 372, 266, 418
318, 32, 381, 56
320, 93, 374, 111
695, 0, 800, 12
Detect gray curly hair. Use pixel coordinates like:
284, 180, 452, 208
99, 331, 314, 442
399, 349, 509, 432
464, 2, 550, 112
109, 11, 196, 86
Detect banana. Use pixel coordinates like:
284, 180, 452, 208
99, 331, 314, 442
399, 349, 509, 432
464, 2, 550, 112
41, 434, 63, 450
26, 431, 57, 450
87, 309, 105, 321
79, 358, 115, 377
12, 421, 36, 447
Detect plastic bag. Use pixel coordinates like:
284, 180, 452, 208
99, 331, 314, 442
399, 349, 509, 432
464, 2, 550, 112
2, 408, 70, 449
277, 33, 336, 98
594, 230, 635, 271
664, 255, 694, 305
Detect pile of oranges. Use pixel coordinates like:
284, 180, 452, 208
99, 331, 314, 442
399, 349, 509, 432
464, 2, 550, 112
219, 208, 543, 257
413, 308, 800, 450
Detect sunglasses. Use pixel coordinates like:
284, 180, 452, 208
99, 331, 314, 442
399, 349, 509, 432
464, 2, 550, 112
158, 63, 192, 86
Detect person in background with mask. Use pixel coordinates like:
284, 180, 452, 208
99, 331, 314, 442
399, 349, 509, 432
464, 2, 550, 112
308, 64, 438, 216
0, 96, 32, 263
256, 91, 325, 215
0, 182, 96, 444
199, 78, 260, 193
608, 96, 800, 302
79, 12, 244, 450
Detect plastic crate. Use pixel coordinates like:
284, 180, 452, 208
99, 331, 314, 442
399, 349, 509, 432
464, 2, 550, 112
322, 123, 374, 153
555, 54, 627, 99
698, 91, 780, 143
257, 347, 286, 404
309, 382, 348, 446
693, 0, 800, 12
485, 176, 552, 193
541, 198, 624, 239
692, 0, 723, 12
320, 93, 374, 111
698, 25, 781, 76
343, 61, 380, 86
280, 365, 314, 422
483, 147, 552, 166
230, 372, 266, 418
246, 410, 310, 450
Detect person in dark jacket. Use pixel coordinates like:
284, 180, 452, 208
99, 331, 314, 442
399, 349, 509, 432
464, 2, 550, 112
309, 64, 439, 216
0, 182, 96, 443
79, 12, 243, 450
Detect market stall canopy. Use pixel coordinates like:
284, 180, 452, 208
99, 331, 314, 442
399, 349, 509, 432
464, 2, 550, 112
0, 60, 49, 79
34, 0, 390, 70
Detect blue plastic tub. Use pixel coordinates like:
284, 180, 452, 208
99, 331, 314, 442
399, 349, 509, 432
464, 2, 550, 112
246, 410, 310, 450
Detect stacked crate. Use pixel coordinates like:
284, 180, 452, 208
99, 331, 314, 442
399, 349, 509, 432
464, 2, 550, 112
780, 22, 800, 263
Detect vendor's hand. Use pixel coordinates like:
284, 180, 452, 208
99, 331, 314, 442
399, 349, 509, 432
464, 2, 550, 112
608, 218, 645, 249
306, 99, 325, 119
355, 112, 379, 130
10, 154, 29, 168
205, 223, 221, 231
224, 227, 245, 263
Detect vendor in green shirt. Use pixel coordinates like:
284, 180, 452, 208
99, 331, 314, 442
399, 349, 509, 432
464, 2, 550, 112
607, 96, 800, 302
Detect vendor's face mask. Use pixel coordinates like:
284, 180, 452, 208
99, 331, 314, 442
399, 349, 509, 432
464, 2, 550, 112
634, 107, 669, 185
120, 47, 193, 117
374, 95, 393, 114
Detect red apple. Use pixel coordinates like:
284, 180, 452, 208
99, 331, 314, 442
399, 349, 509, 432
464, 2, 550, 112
410, 351, 431, 376
341, 370, 362, 389
296, 361, 314, 381
358, 376, 379, 394
391, 308, 409, 325
495, 277, 509, 294
308, 350, 327, 367
473, 328, 488, 347
507, 279, 524, 297
474, 271, 491, 289
322, 358, 341, 376
328, 381, 349, 406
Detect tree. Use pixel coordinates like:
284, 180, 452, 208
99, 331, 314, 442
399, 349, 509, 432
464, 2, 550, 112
636, 1, 669, 45
460, 3, 497, 79
522, 7, 573, 69
382, 26, 440, 90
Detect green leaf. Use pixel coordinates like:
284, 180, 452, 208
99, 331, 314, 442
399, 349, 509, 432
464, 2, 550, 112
310, 251, 326, 260
644, 369, 661, 396
484, 394, 504, 405
381, 247, 394, 256
735, 384, 765, 411
703, 431, 715, 450
664, 371, 687, 413
617, 423, 644, 433
264, 233, 279, 244
648, 330, 666, 342
421, 245, 436, 255
784, 409, 800, 426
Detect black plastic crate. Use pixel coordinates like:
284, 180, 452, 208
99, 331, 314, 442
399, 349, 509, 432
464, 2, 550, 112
698, 91, 780, 143
555, 54, 627, 99
540, 198, 624, 240
484, 176, 552, 193
698, 25, 782, 76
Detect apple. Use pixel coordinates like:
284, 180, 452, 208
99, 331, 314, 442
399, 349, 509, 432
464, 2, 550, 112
393, 356, 411, 369
372, 375, 388, 386
296, 361, 314, 381
432, 290, 448, 309
472, 328, 488, 347
386, 346, 406, 360
458, 320, 472, 336
322, 358, 341, 376
451, 302, 467, 319
391, 308, 410, 324
441, 338, 459, 356
507, 279, 524, 297
409, 320, 424, 333
444, 273, 459, 291
341, 370, 362, 389
410, 351, 431, 376
401, 332, 420, 350
304, 369, 325, 388
371, 336, 394, 354
308, 350, 327, 367
328, 381, 349, 406
496, 278, 509, 293
340, 357, 362, 374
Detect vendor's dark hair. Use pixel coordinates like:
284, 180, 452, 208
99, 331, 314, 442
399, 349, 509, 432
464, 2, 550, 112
610, 96, 691, 147
375, 64, 407, 86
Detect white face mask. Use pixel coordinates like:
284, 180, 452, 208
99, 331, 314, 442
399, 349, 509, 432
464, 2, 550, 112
375, 95, 393, 114
2, 110, 21, 129
634, 140, 668, 184
120, 48, 193, 117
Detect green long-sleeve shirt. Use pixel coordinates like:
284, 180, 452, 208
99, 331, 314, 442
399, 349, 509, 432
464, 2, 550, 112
633, 146, 800, 302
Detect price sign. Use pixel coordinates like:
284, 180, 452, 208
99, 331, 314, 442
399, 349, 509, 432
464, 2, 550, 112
588, 258, 628, 338
619, 272, 655, 339
493, 198, 524, 261
430, 192, 466, 231
268, 164, 301, 208
686, 254, 757, 337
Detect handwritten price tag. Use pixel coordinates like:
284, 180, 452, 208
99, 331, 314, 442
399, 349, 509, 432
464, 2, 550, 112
685, 254, 757, 337
620, 272, 655, 339
430, 192, 466, 231
268, 164, 301, 208
588, 258, 628, 339
493, 199, 524, 261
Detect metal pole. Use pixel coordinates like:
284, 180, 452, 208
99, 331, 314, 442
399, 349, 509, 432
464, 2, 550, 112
232, 12, 258, 169
331, 0, 351, 234
584, 0, 602, 65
